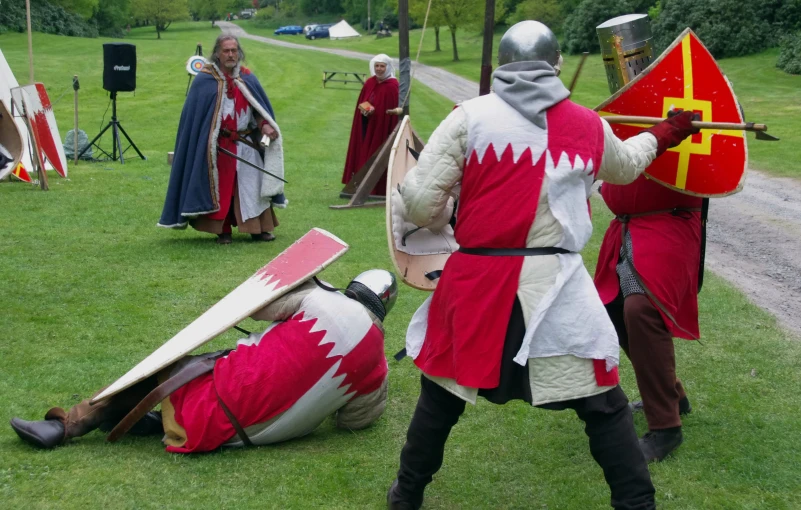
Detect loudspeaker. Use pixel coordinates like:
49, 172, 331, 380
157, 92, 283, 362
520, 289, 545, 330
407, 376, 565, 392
103, 43, 136, 92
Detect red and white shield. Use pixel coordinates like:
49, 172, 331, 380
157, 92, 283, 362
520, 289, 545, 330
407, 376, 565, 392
12, 84, 68, 178
595, 29, 747, 197
93, 228, 349, 403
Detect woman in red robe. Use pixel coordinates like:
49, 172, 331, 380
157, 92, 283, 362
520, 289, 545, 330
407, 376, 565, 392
341, 54, 400, 197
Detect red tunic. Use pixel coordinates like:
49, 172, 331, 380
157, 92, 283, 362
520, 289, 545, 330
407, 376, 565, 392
206, 81, 250, 222
594, 176, 703, 339
341, 76, 399, 196
414, 100, 608, 389
166, 311, 387, 453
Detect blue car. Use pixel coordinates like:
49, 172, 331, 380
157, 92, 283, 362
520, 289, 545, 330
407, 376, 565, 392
305, 25, 332, 40
274, 25, 303, 35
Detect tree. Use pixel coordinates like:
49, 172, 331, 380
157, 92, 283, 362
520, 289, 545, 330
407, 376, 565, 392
190, 0, 233, 24
508, 0, 562, 27
131, 0, 189, 38
49, 0, 100, 19
562, 0, 632, 54
408, 0, 447, 52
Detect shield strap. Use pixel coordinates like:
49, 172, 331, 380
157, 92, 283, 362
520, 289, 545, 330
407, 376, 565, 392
616, 208, 701, 340
106, 351, 233, 443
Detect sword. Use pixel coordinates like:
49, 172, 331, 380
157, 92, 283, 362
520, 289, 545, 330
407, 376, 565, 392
217, 146, 288, 183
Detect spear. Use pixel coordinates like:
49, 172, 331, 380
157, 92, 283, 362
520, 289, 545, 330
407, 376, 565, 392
603, 116, 778, 140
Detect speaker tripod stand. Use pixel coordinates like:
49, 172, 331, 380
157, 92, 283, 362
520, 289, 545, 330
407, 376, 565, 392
78, 91, 146, 163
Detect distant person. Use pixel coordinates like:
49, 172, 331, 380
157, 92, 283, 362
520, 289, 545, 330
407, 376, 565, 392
158, 34, 287, 244
10, 271, 397, 452
341, 54, 399, 197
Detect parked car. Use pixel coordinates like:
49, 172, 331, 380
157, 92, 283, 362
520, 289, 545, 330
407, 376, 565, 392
306, 24, 332, 40
274, 25, 303, 35
239, 9, 256, 19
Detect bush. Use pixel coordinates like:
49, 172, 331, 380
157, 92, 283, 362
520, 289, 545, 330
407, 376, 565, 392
652, 0, 775, 58
561, 0, 633, 54
508, 0, 562, 28
0, 0, 99, 37
777, 32, 801, 75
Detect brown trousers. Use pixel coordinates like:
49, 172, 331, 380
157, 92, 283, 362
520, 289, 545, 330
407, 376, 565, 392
606, 293, 686, 430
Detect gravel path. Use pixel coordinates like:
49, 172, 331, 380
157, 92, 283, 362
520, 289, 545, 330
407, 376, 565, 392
222, 22, 801, 338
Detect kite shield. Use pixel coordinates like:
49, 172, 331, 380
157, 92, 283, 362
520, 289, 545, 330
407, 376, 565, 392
595, 29, 747, 197
92, 228, 349, 404
386, 116, 458, 291
11, 84, 68, 178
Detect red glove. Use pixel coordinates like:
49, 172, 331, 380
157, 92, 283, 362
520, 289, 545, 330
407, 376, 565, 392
645, 110, 701, 156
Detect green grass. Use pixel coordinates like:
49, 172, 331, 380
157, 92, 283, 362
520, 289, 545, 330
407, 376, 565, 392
1, 22, 801, 509
239, 20, 801, 179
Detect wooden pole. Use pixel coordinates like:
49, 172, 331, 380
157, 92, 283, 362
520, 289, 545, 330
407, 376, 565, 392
73, 75, 79, 164
568, 52, 589, 93
602, 116, 768, 132
25, 0, 34, 84
479, 0, 495, 96
398, 0, 410, 116
367, 0, 371, 34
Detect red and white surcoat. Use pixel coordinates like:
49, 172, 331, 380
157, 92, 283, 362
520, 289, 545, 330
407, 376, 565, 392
166, 283, 388, 453
402, 94, 661, 405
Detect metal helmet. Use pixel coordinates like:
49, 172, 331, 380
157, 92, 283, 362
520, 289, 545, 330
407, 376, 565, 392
497, 21, 561, 69
596, 14, 655, 93
347, 269, 398, 321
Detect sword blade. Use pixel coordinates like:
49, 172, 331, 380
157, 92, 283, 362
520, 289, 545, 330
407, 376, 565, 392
217, 146, 288, 183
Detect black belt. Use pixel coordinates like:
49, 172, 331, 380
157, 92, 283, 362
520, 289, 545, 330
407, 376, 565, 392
458, 247, 572, 256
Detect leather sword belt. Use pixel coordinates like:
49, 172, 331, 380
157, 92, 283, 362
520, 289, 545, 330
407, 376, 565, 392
220, 128, 259, 150
106, 350, 253, 446
458, 247, 573, 256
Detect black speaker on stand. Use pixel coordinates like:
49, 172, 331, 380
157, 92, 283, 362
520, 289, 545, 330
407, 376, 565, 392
79, 43, 146, 163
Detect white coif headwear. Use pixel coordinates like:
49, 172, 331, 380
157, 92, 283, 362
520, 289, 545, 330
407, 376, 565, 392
370, 54, 395, 80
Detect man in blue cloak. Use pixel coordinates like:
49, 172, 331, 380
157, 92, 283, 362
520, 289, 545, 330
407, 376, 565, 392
158, 34, 286, 244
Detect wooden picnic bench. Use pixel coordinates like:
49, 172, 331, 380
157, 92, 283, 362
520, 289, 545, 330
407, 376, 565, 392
323, 70, 367, 88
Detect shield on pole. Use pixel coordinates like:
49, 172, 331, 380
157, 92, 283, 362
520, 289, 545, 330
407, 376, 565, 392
92, 228, 349, 404
386, 116, 458, 291
11, 84, 68, 178
595, 29, 747, 197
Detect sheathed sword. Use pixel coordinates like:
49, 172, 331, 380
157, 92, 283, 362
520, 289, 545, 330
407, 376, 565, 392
217, 146, 288, 183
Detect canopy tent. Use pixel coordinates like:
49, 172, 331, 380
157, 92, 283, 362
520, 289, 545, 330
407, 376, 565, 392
329, 20, 361, 40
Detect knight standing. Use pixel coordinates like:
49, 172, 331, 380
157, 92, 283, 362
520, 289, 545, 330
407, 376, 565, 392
387, 21, 700, 509
594, 14, 702, 463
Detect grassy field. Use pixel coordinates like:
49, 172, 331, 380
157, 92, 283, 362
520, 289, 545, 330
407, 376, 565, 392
238, 20, 801, 179
1, 22, 801, 509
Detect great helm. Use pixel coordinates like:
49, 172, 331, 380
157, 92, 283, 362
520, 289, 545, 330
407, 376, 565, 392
596, 14, 655, 93
497, 21, 561, 69
346, 269, 398, 322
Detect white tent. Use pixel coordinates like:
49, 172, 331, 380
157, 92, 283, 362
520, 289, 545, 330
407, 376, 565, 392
0, 49, 35, 180
328, 20, 361, 40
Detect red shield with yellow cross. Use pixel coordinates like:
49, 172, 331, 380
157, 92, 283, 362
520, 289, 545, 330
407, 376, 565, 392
595, 29, 747, 197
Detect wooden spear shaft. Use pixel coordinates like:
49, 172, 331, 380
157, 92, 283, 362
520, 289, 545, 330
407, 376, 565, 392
25, 0, 34, 83
603, 116, 768, 132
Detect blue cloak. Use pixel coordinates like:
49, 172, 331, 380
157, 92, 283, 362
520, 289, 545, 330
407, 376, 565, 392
158, 65, 276, 228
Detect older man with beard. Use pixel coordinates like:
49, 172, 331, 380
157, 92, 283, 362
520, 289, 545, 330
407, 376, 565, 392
158, 35, 287, 244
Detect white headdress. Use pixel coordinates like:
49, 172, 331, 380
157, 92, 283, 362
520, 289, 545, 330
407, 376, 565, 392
369, 54, 395, 80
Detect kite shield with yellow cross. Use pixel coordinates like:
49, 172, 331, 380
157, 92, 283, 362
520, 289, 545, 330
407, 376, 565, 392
595, 29, 747, 198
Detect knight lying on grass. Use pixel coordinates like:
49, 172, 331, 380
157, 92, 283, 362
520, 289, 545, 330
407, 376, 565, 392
10, 271, 397, 452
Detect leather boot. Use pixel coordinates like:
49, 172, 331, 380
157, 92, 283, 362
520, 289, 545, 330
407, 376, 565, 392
639, 427, 684, 462
387, 479, 422, 510
9, 396, 114, 449
9, 417, 66, 449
